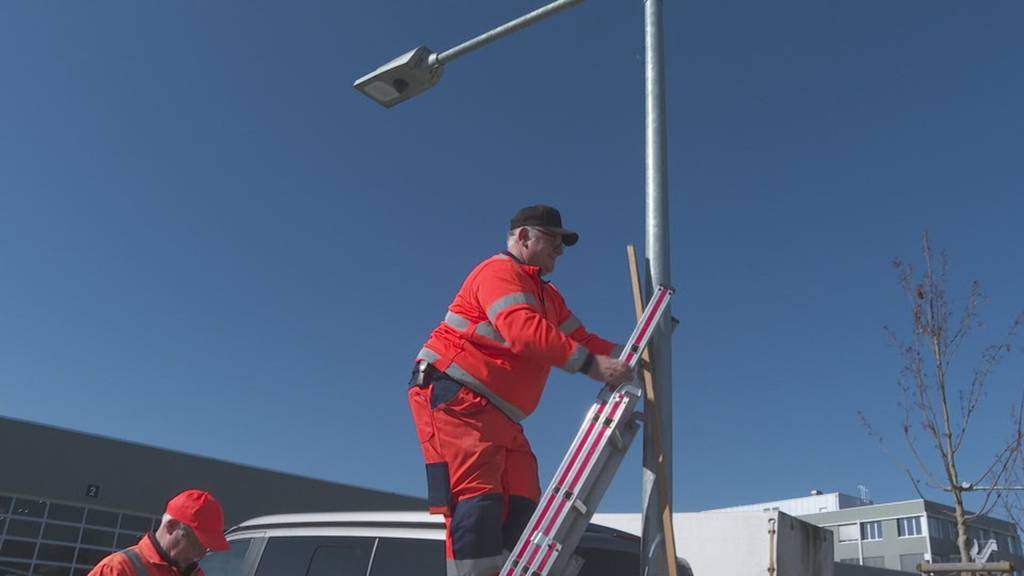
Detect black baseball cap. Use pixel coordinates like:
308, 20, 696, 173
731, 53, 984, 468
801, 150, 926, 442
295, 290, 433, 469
510, 205, 579, 246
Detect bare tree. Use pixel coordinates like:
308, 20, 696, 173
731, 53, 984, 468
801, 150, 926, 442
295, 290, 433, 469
860, 232, 1023, 564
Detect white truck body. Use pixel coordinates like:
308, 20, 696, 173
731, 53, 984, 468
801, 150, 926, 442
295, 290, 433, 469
593, 509, 834, 575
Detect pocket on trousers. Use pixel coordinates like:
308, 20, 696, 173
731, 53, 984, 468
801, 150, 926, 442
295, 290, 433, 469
430, 377, 463, 409
442, 386, 490, 419
408, 387, 435, 446
426, 462, 451, 515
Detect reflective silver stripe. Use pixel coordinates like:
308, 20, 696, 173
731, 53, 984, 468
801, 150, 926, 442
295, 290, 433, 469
418, 347, 441, 363
486, 292, 537, 324
610, 344, 625, 359
444, 311, 471, 331
559, 314, 582, 335
123, 548, 148, 576
474, 322, 506, 344
416, 348, 526, 421
561, 344, 590, 373
444, 312, 507, 345
447, 554, 506, 576
443, 361, 527, 422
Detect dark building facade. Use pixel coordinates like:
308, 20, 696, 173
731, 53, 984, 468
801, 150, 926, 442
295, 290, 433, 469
0, 416, 424, 576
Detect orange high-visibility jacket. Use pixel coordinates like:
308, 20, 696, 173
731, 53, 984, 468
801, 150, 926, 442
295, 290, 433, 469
417, 252, 619, 422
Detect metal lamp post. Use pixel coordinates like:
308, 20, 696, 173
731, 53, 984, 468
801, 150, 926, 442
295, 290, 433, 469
355, 1, 674, 573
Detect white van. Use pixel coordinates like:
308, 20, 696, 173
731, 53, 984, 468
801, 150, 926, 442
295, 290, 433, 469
201, 511, 692, 576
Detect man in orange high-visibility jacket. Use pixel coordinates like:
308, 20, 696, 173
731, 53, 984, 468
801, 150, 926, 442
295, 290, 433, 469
88, 489, 229, 576
409, 205, 634, 576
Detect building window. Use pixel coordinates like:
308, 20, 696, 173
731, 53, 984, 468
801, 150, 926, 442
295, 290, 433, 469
837, 524, 859, 543
898, 516, 923, 538
899, 553, 925, 572
862, 556, 886, 568
861, 521, 883, 541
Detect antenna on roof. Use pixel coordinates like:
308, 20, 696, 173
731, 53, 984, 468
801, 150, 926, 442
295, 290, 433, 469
857, 484, 871, 503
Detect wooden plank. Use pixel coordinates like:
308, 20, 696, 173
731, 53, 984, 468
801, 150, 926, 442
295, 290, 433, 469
627, 244, 678, 576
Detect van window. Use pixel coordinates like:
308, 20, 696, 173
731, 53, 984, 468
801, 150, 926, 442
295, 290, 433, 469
576, 546, 640, 576
201, 538, 253, 576
369, 538, 445, 576
254, 537, 374, 576
307, 542, 374, 576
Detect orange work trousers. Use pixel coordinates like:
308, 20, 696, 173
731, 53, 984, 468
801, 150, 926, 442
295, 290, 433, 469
409, 371, 540, 576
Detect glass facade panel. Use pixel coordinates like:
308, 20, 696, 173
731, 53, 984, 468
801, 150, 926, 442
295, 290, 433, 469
115, 533, 140, 550
0, 561, 33, 576
83, 511, 117, 530
118, 515, 150, 533
0, 540, 37, 560
0, 493, 157, 576
40, 525, 80, 545
74, 548, 108, 567
45, 506, 83, 526
31, 565, 70, 576
35, 544, 76, 564
6, 521, 42, 540
10, 501, 45, 520
79, 529, 114, 549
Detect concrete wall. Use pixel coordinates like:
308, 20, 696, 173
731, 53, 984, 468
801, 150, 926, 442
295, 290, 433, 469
0, 416, 424, 526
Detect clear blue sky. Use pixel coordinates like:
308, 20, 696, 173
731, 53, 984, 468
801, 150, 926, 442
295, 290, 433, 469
2, 0, 1022, 516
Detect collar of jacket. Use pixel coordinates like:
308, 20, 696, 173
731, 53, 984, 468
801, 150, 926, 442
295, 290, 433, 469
144, 532, 199, 576
500, 251, 548, 283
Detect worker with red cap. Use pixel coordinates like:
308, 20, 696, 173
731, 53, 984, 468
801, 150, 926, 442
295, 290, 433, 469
88, 489, 230, 576
409, 205, 634, 576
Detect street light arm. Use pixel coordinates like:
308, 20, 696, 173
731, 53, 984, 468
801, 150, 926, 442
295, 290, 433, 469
431, 0, 586, 66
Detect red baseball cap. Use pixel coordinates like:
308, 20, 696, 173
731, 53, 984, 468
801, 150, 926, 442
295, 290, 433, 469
165, 489, 230, 552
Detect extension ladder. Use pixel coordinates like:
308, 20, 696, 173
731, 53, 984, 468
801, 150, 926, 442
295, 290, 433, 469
500, 284, 675, 576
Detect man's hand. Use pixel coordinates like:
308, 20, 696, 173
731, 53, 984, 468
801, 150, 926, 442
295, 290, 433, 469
586, 355, 634, 386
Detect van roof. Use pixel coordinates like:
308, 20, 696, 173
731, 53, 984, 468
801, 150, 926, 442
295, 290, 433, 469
230, 510, 635, 540
233, 511, 441, 531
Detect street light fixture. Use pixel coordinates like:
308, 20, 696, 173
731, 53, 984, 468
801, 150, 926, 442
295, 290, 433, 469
353, 46, 443, 108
